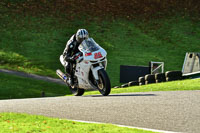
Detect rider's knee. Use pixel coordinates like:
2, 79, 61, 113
60, 55, 68, 66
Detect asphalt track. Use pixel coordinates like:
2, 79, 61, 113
0, 91, 200, 133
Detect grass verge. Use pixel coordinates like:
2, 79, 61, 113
85, 79, 200, 96
0, 72, 71, 100
0, 113, 154, 133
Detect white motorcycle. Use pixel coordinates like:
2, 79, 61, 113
56, 38, 111, 96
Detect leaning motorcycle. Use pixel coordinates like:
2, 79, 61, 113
56, 38, 111, 96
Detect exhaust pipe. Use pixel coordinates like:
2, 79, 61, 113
56, 69, 68, 82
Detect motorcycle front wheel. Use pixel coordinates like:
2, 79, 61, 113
97, 69, 111, 96
69, 87, 85, 96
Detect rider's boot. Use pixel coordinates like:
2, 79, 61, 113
69, 75, 75, 87
65, 72, 74, 87
64, 63, 74, 87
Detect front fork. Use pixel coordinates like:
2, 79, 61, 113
91, 65, 104, 82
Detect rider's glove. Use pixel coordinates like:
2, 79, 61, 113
64, 55, 75, 63
69, 57, 76, 63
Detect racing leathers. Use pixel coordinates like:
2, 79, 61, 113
60, 34, 81, 85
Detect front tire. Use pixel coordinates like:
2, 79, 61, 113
69, 87, 85, 96
97, 69, 111, 96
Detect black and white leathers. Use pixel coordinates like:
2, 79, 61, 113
63, 34, 81, 63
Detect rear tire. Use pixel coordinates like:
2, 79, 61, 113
97, 69, 111, 96
69, 87, 85, 96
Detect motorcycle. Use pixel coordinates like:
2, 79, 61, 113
56, 38, 111, 96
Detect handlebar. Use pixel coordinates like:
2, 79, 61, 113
74, 52, 83, 63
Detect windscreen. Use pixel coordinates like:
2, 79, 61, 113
79, 38, 100, 52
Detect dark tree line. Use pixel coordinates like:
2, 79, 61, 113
1, 0, 200, 19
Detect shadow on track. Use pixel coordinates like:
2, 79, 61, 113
84, 93, 157, 97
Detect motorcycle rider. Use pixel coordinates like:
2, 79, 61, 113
60, 29, 89, 86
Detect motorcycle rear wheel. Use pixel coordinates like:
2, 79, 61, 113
69, 87, 85, 96
97, 69, 111, 96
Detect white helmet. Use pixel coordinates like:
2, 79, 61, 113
76, 29, 89, 43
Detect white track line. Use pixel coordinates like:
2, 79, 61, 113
68, 119, 180, 133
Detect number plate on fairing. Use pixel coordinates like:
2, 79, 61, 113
94, 52, 103, 59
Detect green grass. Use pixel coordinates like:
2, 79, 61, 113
0, 72, 71, 100
85, 79, 200, 95
0, 9, 200, 86
0, 113, 154, 133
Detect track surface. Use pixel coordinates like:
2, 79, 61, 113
0, 91, 200, 133
0, 69, 65, 85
